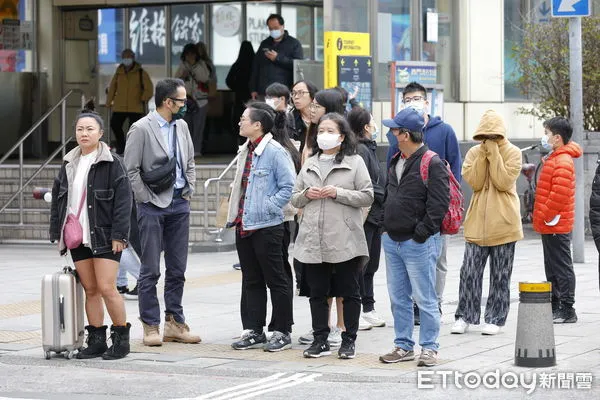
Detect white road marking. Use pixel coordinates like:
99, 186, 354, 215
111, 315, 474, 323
173, 372, 322, 400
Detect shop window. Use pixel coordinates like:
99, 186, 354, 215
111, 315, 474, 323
315, 7, 323, 61
282, 5, 311, 60
171, 5, 206, 73
212, 3, 242, 90
246, 2, 276, 52
98, 8, 125, 105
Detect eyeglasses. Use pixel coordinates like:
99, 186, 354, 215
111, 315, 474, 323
169, 97, 187, 104
403, 95, 425, 104
309, 103, 324, 110
291, 90, 309, 98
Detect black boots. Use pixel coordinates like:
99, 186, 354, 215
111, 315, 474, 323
77, 325, 108, 359
102, 323, 131, 360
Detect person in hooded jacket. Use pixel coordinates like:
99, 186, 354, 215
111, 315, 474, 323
533, 117, 582, 324
347, 107, 387, 330
451, 110, 523, 336
385, 81, 462, 324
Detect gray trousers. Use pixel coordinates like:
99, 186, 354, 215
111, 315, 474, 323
435, 234, 448, 304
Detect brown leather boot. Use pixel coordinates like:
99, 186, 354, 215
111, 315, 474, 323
140, 318, 162, 347
163, 314, 201, 343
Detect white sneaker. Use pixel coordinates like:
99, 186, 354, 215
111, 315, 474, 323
298, 330, 314, 345
327, 327, 342, 347
358, 315, 373, 330
451, 318, 470, 334
362, 310, 386, 327
481, 323, 501, 335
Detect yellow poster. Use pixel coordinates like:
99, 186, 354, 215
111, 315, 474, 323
0, 0, 18, 19
324, 31, 370, 88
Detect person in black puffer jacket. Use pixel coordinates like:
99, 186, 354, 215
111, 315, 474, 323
589, 159, 600, 291
348, 107, 387, 330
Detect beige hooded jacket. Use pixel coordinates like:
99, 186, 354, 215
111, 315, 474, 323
462, 110, 524, 246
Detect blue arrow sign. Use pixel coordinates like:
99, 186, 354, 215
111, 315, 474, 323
540, 1, 551, 16
552, 0, 591, 17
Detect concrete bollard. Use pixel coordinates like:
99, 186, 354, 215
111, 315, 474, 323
514, 282, 556, 367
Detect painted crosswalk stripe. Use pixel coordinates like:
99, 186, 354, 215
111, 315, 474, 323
175, 372, 322, 400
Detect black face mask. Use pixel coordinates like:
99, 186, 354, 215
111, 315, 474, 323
172, 103, 187, 120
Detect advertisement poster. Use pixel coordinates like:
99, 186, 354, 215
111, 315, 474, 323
391, 14, 410, 61
338, 55, 372, 112
0, 0, 18, 72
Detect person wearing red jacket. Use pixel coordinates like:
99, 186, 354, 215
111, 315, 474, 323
533, 117, 582, 324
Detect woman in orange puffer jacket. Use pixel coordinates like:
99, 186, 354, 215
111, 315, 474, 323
533, 117, 582, 324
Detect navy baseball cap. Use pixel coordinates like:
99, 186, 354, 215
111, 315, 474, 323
382, 108, 425, 133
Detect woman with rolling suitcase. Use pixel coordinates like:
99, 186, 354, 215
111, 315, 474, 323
50, 100, 132, 360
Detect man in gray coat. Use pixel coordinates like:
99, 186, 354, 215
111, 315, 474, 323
124, 78, 199, 347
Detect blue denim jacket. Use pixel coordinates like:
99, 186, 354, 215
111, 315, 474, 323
227, 134, 296, 231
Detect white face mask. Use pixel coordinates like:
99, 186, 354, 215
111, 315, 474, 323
265, 98, 280, 110
408, 100, 426, 112
317, 133, 341, 150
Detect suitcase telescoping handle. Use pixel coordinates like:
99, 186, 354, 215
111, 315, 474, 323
59, 295, 65, 332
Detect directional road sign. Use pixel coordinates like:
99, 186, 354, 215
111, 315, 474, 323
552, 0, 591, 17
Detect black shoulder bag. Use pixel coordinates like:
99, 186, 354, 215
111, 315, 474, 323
140, 125, 178, 194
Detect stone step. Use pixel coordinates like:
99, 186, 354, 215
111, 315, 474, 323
0, 209, 220, 226
0, 224, 225, 243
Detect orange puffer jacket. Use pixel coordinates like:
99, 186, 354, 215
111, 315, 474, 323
533, 142, 582, 234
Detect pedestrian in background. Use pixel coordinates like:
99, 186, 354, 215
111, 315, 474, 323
533, 117, 582, 323
290, 80, 318, 153
378, 108, 449, 368
250, 13, 303, 99
589, 157, 600, 292
175, 43, 212, 156
451, 110, 523, 336
50, 100, 132, 360
226, 41, 255, 138
116, 202, 141, 300
226, 104, 296, 352
106, 48, 154, 155
124, 78, 200, 347
347, 107, 386, 330
386, 81, 462, 324
292, 112, 373, 359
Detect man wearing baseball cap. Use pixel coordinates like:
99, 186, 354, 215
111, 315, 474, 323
379, 107, 450, 367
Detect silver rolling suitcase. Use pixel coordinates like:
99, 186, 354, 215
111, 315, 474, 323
41, 267, 85, 359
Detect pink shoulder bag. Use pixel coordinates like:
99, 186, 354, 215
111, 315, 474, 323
63, 189, 87, 250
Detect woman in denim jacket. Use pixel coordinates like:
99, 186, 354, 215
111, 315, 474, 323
50, 101, 132, 360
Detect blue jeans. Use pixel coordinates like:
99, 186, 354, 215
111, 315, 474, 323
117, 247, 141, 287
137, 198, 190, 326
383, 233, 440, 352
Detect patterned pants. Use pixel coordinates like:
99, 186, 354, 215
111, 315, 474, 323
454, 241, 516, 326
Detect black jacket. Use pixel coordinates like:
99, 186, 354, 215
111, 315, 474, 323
249, 31, 303, 95
591, 160, 600, 290
50, 147, 132, 256
383, 145, 450, 243
357, 139, 386, 226
291, 109, 308, 151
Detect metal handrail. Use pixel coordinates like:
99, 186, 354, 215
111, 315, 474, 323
203, 155, 239, 231
0, 89, 84, 224
0, 137, 73, 218
0, 89, 84, 166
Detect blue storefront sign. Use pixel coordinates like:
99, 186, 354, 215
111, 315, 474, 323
98, 9, 121, 64
394, 62, 437, 86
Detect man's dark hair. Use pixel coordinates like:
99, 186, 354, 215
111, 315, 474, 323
544, 116, 573, 144
267, 13, 284, 26
402, 81, 427, 98
402, 128, 424, 144
347, 107, 371, 140
266, 82, 290, 102
246, 102, 275, 134
155, 78, 185, 108
248, 102, 301, 172
310, 112, 357, 164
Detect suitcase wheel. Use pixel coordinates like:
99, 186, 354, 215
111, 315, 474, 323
44, 351, 51, 360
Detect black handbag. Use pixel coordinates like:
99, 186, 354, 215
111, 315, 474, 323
141, 126, 178, 194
